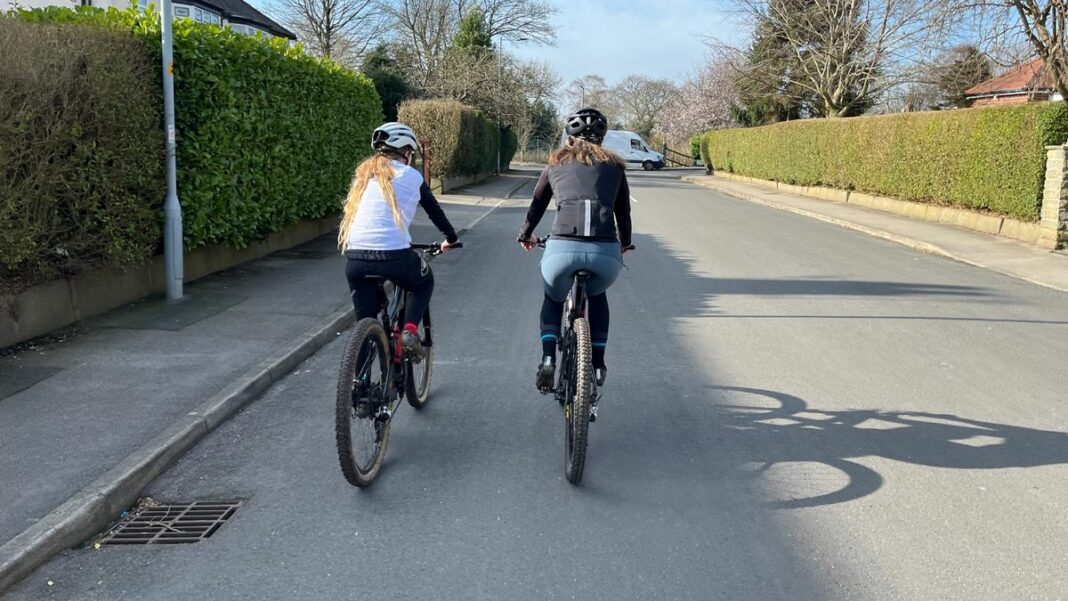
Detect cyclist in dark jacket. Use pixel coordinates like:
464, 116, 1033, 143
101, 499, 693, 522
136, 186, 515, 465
517, 108, 633, 391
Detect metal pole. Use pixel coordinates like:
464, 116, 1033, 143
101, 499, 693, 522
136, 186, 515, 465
161, 0, 184, 300
496, 36, 502, 175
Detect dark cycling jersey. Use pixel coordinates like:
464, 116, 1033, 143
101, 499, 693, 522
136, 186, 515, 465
518, 162, 632, 247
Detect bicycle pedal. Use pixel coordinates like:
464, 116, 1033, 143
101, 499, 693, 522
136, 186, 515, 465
589, 405, 598, 422
374, 407, 392, 423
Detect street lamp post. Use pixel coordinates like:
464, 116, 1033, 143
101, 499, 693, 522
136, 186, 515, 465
497, 35, 502, 175
160, 0, 184, 300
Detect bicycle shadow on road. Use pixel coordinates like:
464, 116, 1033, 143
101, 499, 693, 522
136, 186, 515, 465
602, 232, 1068, 511
707, 385, 1068, 509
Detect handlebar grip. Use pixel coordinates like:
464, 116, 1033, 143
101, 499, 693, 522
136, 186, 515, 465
448, 242, 463, 249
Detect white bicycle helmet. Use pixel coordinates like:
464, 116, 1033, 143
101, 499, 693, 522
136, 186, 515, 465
371, 122, 420, 153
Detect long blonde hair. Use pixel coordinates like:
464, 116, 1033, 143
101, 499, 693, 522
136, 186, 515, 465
549, 136, 626, 168
338, 153, 405, 249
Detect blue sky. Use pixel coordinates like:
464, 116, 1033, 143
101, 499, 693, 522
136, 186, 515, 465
512, 0, 745, 87
251, 0, 746, 87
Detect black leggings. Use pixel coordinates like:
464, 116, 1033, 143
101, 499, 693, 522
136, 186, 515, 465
345, 250, 433, 325
540, 291, 609, 367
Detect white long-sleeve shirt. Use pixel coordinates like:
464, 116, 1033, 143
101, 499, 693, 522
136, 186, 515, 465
345, 161, 457, 251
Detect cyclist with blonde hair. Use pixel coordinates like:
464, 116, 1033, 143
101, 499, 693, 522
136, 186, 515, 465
340, 123, 460, 357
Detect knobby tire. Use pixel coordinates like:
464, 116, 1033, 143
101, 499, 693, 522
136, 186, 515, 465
336, 318, 391, 487
565, 317, 593, 484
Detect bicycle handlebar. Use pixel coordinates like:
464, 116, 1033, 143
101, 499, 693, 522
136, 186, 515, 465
411, 241, 463, 256
531, 235, 634, 252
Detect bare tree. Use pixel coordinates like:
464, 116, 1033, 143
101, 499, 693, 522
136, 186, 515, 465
388, 0, 457, 89
512, 60, 561, 151
387, 0, 556, 90
279, 0, 384, 67
613, 75, 679, 138
721, 0, 955, 117
478, 0, 557, 44
562, 75, 618, 117
420, 45, 499, 104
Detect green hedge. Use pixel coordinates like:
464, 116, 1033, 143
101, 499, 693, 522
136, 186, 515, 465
399, 99, 510, 178
3, 7, 380, 293
700, 103, 1068, 221
501, 126, 518, 168
170, 20, 380, 248
0, 17, 163, 292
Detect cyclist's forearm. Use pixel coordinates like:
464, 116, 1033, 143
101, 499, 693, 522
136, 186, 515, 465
419, 183, 459, 243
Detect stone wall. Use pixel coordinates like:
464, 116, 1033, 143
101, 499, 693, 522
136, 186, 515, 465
1041, 145, 1068, 249
1, 216, 339, 349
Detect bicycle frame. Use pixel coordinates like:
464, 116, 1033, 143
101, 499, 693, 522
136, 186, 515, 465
555, 272, 595, 403
373, 247, 438, 401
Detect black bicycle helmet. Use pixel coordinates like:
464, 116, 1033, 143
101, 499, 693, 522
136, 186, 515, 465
565, 108, 609, 143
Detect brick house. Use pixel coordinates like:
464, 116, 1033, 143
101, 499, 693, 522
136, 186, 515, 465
3, 0, 296, 40
966, 58, 1061, 107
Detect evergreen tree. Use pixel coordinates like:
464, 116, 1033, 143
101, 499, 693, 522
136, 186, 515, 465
362, 45, 412, 122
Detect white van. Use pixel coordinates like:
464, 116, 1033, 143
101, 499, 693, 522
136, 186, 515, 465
559, 129, 666, 170
602, 130, 665, 171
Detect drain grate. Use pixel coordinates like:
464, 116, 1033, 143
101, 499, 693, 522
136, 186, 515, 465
99, 501, 242, 545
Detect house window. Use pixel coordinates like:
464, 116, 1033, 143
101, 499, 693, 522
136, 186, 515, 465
174, 6, 189, 17
193, 8, 219, 23
137, 0, 147, 9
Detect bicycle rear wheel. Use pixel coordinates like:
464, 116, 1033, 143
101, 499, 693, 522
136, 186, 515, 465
564, 317, 593, 484
336, 318, 392, 487
405, 309, 433, 409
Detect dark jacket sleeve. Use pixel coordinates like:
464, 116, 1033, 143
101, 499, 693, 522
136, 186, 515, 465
419, 182, 459, 243
615, 172, 633, 247
518, 167, 553, 240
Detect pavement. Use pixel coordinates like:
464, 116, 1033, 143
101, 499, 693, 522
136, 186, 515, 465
0, 170, 538, 591
684, 174, 1068, 292
1, 169, 1065, 600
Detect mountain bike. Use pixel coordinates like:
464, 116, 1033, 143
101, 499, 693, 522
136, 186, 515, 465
335, 242, 460, 487
536, 237, 633, 485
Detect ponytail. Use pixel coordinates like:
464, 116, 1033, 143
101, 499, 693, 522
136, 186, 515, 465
338, 153, 404, 249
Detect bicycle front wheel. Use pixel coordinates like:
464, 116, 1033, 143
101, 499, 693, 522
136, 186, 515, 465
336, 318, 392, 487
564, 317, 593, 484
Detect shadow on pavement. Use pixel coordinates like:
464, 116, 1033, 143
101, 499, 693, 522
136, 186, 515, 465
613, 230, 1068, 512
708, 385, 1068, 509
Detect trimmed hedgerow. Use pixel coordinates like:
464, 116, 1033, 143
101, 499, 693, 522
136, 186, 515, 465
399, 99, 512, 178
2, 7, 380, 293
700, 103, 1068, 221
0, 17, 164, 292
168, 18, 380, 248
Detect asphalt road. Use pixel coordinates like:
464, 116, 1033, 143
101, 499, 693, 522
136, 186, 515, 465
7, 170, 1068, 600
